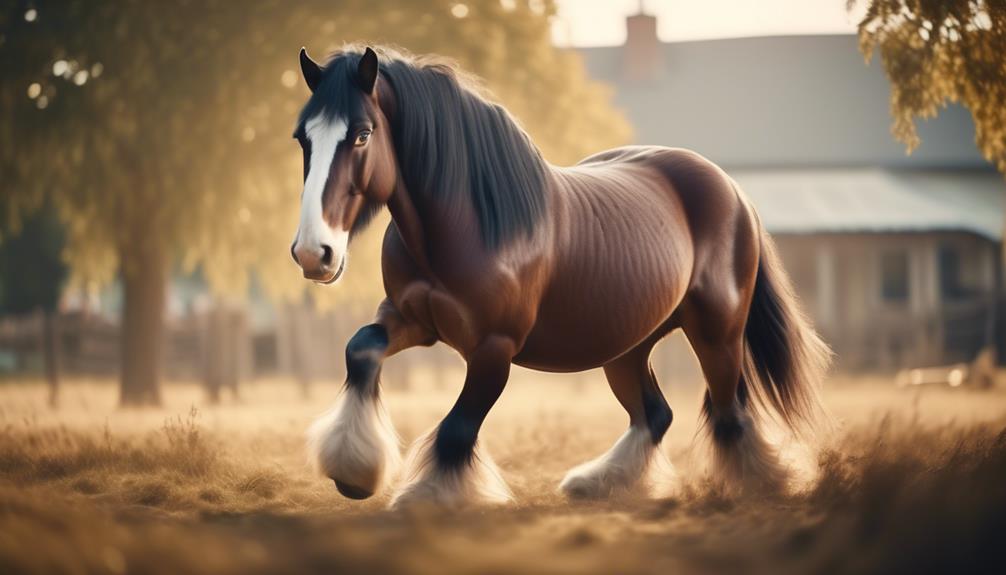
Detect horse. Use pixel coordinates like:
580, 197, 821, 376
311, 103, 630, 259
290, 45, 831, 507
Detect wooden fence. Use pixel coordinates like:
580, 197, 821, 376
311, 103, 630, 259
0, 304, 461, 391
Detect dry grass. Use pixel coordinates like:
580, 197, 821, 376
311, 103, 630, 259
1, 369, 1005, 574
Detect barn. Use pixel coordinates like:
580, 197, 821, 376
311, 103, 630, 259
575, 10, 1004, 371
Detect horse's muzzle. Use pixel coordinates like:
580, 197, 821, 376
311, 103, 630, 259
301, 256, 345, 285
320, 257, 346, 284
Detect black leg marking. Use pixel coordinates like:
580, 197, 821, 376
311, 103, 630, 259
642, 366, 673, 443
712, 413, 745, 445
429, 336, 510, 473
434, 408, 480, 469
345, 324, 389, 395
389, 336, 515, 508
703, 391, 745, 446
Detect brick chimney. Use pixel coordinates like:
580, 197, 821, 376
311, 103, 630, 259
623, 4, 663, 83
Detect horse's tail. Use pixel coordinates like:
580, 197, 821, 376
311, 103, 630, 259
739, 227, 832, 435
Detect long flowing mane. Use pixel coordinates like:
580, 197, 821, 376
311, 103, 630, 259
305, 46, 550, 250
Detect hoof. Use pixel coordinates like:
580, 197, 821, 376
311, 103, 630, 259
334, 479, 374, 500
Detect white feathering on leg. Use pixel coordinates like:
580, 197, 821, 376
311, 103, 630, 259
560, 426, 676, 499
389, 427, 513, 509
306, 389, 401, 496
707, 409, 790, 494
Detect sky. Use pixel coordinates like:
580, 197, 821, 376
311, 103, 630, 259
551, 0, 866, 46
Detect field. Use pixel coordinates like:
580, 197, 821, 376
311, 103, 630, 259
1, 368, 1005, 575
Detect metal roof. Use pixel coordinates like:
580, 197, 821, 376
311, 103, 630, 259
735, 169, 1003, 240
577, 35, 989, 169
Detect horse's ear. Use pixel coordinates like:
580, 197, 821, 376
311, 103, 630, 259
357, 47, 379, 94
300, 47, 322, 92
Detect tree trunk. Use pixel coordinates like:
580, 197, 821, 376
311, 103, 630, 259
119, 243, 166, 406
204, 304, 224, 404
204, 303, 251, 404
42, 309, 60, 408
230, 307, 248, 400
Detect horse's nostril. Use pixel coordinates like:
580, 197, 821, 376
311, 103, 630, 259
320, 244, 334, 268
290, 243, 300, 265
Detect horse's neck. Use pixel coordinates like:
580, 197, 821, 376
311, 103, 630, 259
382, 90, 559, 270
386, 167, 556, 278
386, 179, 434, 274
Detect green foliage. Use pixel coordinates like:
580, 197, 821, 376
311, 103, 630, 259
0, 0, 631, 307
852, 0, 1006, 172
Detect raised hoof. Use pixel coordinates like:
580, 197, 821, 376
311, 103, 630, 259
334, 479, 374, 500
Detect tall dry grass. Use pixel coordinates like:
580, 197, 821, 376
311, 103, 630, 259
0, 376, 1003, 574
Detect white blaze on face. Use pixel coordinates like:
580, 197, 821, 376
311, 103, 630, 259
295, 114, 350, 281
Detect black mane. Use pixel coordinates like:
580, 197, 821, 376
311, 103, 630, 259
299, 46, 549, 250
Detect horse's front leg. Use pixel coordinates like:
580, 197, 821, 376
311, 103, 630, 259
308, 300, 434, 500
391, 334, 515, 508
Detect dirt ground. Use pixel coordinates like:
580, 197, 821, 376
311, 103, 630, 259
1, 367, 1005, 575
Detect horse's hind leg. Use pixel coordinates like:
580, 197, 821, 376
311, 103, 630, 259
390, 335, 514, 508
560, 344, 675, 499
308, 299, 434, 500
684, 314, 788, 493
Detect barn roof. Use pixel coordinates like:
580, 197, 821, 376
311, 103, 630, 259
577, 34, 990, 169
735, 169, 1004, 240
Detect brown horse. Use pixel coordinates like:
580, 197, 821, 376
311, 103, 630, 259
291, 46, 830, 507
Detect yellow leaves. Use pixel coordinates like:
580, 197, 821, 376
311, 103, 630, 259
854, 0, 1006, 172
4, 0, 635, 311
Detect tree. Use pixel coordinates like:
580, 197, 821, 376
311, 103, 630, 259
851, 0, 1005, 360
0, 203, 68, 406
0, 0, 631, 405
851, 0, 1006, 172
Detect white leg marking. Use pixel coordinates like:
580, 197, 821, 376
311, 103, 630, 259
389, 428, 513, 509
708, 409, 790, 494
306, 388, 401, 497
560, 426, 675, 499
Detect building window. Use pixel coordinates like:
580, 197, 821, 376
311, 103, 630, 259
880, 251, 910, 303
939, 243, 979, 301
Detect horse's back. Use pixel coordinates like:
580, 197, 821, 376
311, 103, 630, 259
581, 146, 759, 287
570, 145, 757, 287
514, 146, 758, 371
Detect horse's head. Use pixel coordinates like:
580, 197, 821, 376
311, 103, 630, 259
291, 47, 394, 284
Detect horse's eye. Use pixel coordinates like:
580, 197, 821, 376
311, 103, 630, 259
354, 130, 371, 146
